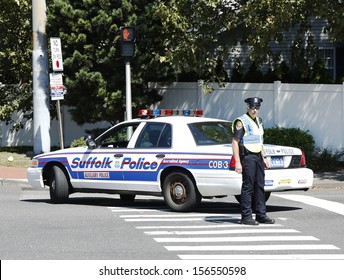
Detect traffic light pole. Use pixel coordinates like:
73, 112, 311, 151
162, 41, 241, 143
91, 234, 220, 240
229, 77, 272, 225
120, 26, 135, 121
125, 57, 132, 121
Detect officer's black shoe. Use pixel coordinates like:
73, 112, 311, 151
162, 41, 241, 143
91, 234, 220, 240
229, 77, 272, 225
256, 216, 275, 224
241, 217, 259, 225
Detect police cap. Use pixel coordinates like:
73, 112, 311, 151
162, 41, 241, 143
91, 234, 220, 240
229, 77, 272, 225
244, 97, 263, 108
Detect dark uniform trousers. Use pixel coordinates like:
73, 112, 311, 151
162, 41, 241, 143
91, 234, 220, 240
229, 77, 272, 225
240, 153, 266, 219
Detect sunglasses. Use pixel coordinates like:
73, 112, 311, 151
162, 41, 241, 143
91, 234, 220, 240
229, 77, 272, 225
249, 105, 260, 110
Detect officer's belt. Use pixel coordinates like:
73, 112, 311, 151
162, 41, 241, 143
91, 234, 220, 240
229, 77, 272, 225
243, 147, 261, 155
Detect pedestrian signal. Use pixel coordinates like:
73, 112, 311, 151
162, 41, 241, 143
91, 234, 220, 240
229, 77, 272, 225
120, 26, 135, 57
120, 27, 135, 42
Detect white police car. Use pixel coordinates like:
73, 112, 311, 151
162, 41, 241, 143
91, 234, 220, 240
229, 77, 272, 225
27, 109, 314, 212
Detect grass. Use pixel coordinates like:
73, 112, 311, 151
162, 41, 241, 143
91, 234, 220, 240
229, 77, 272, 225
0, 146, 33, 168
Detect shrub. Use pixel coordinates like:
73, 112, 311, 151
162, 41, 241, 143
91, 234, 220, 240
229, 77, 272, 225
264, 126, 315, 159
70, 137, 87, 147
264, 126, 344, 172
308, 147, 344, 172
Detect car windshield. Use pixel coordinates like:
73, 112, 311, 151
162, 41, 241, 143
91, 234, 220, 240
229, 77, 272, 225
188, 121, 233, 145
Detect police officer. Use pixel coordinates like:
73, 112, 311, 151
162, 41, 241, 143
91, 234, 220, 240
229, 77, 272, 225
232, 97, 275, 225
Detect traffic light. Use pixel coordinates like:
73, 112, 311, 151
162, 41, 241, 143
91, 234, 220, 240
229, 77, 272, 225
120, 26, 135, 57
120, 27, 135, 42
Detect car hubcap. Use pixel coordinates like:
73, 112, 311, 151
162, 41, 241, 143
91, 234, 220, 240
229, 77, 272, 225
171, 182, 186, 203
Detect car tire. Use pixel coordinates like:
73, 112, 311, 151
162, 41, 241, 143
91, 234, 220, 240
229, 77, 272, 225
163, 171, 201, 212
234, 191, 271, 203
50, 165, 69, 203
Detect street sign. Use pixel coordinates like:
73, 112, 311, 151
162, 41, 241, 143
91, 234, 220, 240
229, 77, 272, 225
50, 37, 64, 71
49, 73, 64, 100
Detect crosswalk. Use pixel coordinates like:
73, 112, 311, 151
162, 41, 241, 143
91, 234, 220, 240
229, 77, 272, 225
107, 201, 344, 260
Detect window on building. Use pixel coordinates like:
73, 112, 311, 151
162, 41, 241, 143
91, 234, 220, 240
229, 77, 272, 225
318, 47, 336, 80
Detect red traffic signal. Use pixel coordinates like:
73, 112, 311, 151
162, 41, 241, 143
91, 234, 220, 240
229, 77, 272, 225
120, 27, 135, 42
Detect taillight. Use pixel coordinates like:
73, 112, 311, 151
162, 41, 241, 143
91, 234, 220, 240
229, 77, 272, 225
300, 151, 306, 167
229, 155, 236, 170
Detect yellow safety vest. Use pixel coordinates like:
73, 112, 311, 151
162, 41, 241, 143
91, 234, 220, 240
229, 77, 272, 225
234, 114, 264, 153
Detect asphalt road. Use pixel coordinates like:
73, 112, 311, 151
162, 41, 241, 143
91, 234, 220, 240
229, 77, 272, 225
1, 180, 344, 261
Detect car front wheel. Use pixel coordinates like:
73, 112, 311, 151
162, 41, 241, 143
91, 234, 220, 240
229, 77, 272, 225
162, 171, 201, 212
50, 165, 69, 203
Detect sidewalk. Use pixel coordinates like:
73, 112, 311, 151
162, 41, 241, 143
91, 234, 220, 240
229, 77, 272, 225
0, 166, 27, 183
1, 166, 344, 188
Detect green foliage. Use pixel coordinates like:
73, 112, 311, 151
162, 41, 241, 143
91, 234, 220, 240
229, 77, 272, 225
46, 0, 241, 125
264, 126, 315, 158
264, 126, 344, 172
70, 137, 87, 147
231, 58, 333, 84
238, 0, 344, 60
2, 0, 344, 130
308, 147, 344, 172
0, 0, 32, 129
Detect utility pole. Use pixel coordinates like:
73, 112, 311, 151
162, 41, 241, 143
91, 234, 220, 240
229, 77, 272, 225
32, 0, 50, 154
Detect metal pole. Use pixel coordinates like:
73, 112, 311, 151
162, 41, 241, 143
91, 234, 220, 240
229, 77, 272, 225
56, 100, 64, 149
32, 0, 50, 154
125, 58, 132, 121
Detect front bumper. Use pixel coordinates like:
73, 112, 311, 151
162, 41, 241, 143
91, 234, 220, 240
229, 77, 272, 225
26, 167, 44, 189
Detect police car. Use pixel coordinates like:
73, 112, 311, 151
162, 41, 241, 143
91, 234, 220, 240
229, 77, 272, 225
27, 109, 314, 212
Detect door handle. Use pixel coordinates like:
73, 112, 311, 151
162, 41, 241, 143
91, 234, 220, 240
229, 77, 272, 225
114, 153, 124, 158
156, 154, 165, 158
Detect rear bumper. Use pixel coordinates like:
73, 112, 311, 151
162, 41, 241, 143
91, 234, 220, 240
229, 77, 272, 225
264, 167, 314, 192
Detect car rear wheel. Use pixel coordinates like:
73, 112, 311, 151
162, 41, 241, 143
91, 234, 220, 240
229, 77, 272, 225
50, 165, 69, 203
163, 171, 201, 212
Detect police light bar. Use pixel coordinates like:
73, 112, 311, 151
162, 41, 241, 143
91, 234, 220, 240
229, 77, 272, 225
138, 109, 203, 118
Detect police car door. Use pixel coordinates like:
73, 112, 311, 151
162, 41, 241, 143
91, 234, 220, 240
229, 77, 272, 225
120, 122, 172, 193
71, 122, 141, 190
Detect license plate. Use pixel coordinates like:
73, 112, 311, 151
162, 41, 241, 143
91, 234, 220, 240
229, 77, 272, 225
270, 156, 284, 168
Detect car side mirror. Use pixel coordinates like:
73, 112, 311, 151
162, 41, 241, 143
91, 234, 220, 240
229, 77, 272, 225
85, 135, 96, 149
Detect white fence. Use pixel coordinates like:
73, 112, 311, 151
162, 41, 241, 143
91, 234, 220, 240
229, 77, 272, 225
1, 81, 344, 150
149, 81, 344, 150
0, 106, 110, 148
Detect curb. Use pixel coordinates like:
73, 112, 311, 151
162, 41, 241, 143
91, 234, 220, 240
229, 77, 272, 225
0, 178, 28, 185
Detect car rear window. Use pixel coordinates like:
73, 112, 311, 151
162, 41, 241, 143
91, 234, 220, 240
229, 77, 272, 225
188, 121, 233, 145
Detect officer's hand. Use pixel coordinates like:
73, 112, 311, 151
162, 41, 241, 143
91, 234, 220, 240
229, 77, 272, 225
235, 162, 242, 174
263, 157, 270, 169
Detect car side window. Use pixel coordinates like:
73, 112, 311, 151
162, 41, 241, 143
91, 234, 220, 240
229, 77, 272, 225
97, 123, 140, 148
188, 121, 233, 145
135, 123, 172, 148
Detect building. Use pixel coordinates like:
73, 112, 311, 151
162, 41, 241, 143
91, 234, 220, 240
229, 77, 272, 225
224, 18, 344, 82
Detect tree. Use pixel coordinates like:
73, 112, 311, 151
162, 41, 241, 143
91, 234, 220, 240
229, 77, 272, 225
46, 0, 241, 125
237, 0, 344, 62
0, 0, 32, 130
2, 0, 344, 130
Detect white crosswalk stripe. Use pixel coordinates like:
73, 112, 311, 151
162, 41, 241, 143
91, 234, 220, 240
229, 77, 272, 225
154, 235, 319, 242
274, 194, 344, 216
108, 205, 344, 260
